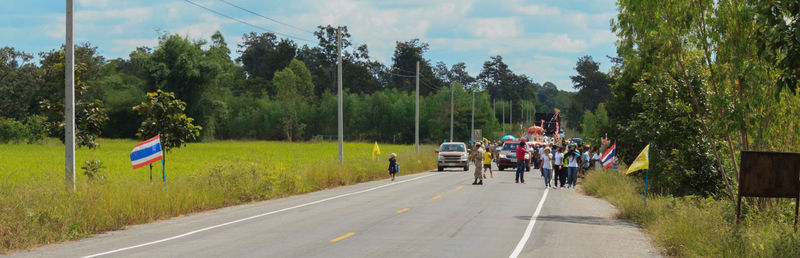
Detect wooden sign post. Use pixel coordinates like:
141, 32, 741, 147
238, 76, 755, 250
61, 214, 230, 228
737, 151, 800, 230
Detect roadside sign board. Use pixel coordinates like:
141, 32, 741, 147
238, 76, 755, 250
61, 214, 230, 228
736, 151, 800, 229
472, 129, 481, 143
738, 151, 800, 198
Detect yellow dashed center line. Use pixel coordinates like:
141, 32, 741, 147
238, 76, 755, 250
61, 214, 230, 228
396, 208, 409, 214
456, 186, 464, 190
432, 195, 442, 200
330, 232, 355, 243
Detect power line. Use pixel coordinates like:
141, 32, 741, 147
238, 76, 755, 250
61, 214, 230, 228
217, 0, 317, 35
386, 72, 415, 78
183, 0, 314, 43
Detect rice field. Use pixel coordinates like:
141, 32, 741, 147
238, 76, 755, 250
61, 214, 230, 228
0, 139, 437, 253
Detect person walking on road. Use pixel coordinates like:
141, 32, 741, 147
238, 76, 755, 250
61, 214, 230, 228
388, 153, 398, 181
515, 139, 528, 184
553, 146, 565, 188
483, 146, 493, 179
472, 143, 485, 185
566, 145, 581, 189
542, 147, 554, 188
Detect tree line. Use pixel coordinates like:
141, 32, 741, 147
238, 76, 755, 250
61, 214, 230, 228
0, 25, 591, 145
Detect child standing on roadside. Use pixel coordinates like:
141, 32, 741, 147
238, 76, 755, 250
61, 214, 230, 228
483, 147, 493, 178
388, 153, 398, 181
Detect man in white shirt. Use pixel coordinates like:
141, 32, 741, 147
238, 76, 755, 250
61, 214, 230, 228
592, 147, 603, 170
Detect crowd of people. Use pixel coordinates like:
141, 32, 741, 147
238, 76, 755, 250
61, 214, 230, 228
465, 138, 607, 188
387, 138, 607, 188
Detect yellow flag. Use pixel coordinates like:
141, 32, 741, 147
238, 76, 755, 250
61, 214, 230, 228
626, 144, 649, 174
372, 141, 381, 160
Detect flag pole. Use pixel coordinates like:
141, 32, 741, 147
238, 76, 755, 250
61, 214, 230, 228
161, 135, 166, 190
149, 164, 153, 182
644, 141, 650, 208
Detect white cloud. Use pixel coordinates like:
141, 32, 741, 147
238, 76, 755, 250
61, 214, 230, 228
471, 18, 522, 38
511, 54, 575, 90
111, 38, 158, 53
174, 23, 222, 40
78, 0, 110, 8
517, 4, 561, 16
75, 7, 152, 22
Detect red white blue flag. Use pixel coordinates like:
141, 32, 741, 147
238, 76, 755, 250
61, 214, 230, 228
601, 142, 616, 168
130, 135, 163, 169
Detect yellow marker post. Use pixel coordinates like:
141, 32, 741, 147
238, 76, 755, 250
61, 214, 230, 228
396, 208, 409, 214
432, 195, 442, 200
330, 232, 355, 243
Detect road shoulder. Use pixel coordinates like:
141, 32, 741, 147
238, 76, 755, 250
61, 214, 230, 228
523, 185, 662, 257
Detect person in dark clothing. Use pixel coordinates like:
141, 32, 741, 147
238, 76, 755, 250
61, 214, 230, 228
553, 146, 565, 188
388, 153, 398, 181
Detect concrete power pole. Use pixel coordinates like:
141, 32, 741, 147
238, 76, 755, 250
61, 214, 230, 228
502, 100, 505, 135
450, 82, 454, 142
337, 27, 343, 164
65, 0, 76, 192
415, 61, 419, 152
471, 90, 474, 142
510, 99, 513, 135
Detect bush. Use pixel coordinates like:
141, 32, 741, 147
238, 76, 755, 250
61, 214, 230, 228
582, 170, 800, 257
0, 116, 45, 144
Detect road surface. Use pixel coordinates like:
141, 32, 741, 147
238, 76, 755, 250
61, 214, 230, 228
10, 165, 659, 257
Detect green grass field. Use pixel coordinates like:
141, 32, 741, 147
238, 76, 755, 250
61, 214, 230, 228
0, 139, 437, 253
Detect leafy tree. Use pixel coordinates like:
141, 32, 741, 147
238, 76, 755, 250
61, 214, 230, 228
755, 0, 800, 95
0, 47, 43, 120
38, 49, 109, 149
132, 90, 202, 151
237, 32, 297, 81
272, 59, 314, 141
570, 55, 611, 111
147, 33, 221, 140
477, 56, 536, 102
389, 39, 443, 95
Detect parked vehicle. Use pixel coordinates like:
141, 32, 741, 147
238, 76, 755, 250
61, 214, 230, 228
496, 141, 530, 171
436, 142, 469, 171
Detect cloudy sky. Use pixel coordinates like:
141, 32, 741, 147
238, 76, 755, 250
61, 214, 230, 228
1, 0, 618, 91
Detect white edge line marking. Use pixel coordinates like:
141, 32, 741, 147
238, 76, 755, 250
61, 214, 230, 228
83, 173, 440, 258
509, 187, 549, 258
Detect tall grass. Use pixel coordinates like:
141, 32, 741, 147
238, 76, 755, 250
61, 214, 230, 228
0, 139, 436, 253
582, 170, 800, 257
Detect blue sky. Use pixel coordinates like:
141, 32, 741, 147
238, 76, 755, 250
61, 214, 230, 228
0, 0, 619, 91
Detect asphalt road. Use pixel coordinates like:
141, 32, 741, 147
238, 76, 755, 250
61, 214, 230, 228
10, 164, 660, 258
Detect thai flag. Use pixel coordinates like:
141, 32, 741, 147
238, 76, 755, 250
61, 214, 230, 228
130, 135, 163, 169
601, 142, 616, 168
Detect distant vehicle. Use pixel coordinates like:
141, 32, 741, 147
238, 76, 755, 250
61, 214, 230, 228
497, 141, 530, 171
436, 142, 469, 171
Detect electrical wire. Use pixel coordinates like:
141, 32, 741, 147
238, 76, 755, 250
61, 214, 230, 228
183, 0, 314, 43
217, 0, 317, 35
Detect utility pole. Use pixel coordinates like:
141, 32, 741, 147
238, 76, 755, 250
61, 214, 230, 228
510, 99, 513, 135
65, 0, 76, 192
450, 82, 454, 142
471, 89, 474, 142
337, 27, 343, 164
502, 100, 505, 135
415, 61, 419, 152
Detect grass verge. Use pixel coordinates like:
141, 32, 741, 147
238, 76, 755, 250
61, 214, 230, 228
0, 139, 436, 253
582, 170, 800, 257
